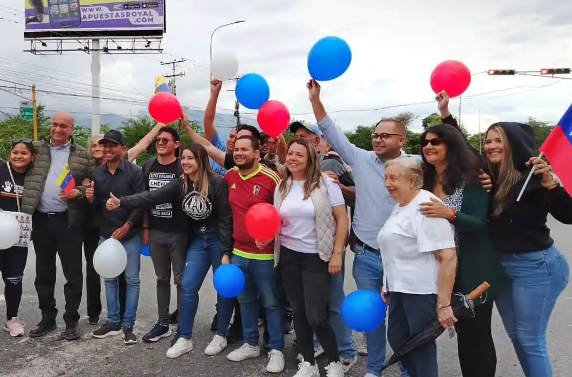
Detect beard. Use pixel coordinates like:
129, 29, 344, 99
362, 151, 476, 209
236, 158, 255, 170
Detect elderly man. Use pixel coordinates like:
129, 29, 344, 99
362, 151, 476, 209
22, 111, 94, 340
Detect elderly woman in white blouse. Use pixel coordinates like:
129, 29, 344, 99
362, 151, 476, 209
378, 158, 457, 377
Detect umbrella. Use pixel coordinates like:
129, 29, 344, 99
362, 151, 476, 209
381, 281, 491, 371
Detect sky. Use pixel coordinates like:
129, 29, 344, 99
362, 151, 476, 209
1, 0, 572, 134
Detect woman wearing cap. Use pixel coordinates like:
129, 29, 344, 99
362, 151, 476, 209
0, 139, 35, 337
484, 122, 572, 377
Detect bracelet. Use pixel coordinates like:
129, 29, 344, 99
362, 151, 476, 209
448, 209, 457, 222
437, 303, 451, 309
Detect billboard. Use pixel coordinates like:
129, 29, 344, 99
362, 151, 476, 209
24, 0, 165, 40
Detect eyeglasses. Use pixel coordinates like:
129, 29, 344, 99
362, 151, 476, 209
421, 139, 444, 147
156, 137, 174, 145
372, 133, 401, 141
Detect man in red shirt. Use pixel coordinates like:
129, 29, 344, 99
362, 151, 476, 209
222, 135, 285, 374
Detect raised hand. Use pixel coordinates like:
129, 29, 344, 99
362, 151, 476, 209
86, 181, 94, 203
210, 79, 223, 98
106, 192, 120, 211
307, 79, 321, 102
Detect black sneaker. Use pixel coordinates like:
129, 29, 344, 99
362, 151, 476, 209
123, 325, 137, 345
65, 324, 81, 341
92, 322, 122, 339
284, 314, 294, 334
169, 310, 179, 325
29, 321, 57, 338
170, 326, 180, 347
210, 313, 218, 332
142, 323, 171, 343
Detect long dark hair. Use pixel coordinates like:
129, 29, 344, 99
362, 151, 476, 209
181, 143, 214, 198
420, 124, 483, 195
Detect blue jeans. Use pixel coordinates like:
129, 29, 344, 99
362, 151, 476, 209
179, 230, 233, 339
313, 253, 357, 359
100, 234, 142, 327
353, 246, 410, 377
232, 254, 284, 351
496, 246, 570, 377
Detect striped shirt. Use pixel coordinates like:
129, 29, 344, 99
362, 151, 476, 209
225, 164, 281, 260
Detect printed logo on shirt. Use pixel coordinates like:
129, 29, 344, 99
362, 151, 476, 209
231, 183, 236, 189
148, 172, 176, 218
1, 180, 23, 198
182, 191, 212, 221
253, 185, 260, 195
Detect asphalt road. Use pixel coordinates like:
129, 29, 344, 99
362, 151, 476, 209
0, 217, 570, 377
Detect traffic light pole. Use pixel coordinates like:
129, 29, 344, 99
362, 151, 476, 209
32, 84, 37, 141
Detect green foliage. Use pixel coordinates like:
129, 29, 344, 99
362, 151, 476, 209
527, 117, 554, 153
421, 113, 443, 129
0, 106, 50, 160
346, 125, 374, 151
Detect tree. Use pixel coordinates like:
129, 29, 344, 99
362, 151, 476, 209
0, 106, 51, 160
346, 125, 374, 151
421, 113, 443, 129
527, 117, 554, 153
468, 133, 485, 153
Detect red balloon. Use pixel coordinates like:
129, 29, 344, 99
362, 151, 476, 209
148, 92, 183, 124
245, 203, 281, 242
430, 60, 471, 98
257, 100, 290, 137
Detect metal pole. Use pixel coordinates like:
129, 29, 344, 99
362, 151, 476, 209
209, 20, 246, 81
91, 39, 101, 135
32, 85, 38, 141
458, 95, 462, 125
478, 109, 482, 153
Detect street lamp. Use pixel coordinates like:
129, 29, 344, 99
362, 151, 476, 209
209, 20, 246, 80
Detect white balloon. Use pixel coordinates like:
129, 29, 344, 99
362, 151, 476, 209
210, 52, 239, 81
93, 238, 127, 279
0, 212, 21, 250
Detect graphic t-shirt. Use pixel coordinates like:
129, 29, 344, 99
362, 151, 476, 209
224, 164, 280, 260
146, 159, 181, 232
0, 162, 25, 212
181, 185, 215, 230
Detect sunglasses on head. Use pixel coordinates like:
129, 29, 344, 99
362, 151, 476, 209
12, 138, 35, 153
421, 139, 444, 147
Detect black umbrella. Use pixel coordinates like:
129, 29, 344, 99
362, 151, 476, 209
381, 281, 491, 371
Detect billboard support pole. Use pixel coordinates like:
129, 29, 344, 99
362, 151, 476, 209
91, 39, 101, 136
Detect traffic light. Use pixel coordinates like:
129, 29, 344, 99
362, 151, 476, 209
487, 69, 516, 75
540, 68, 571, 75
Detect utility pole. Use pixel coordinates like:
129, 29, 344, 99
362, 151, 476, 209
32, 85, 38, 141
231, 75, 241, 127
161, 59, 185, 133
161, 59, 186, 96
478, 108, 482, 154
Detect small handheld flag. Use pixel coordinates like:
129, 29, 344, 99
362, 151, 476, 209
155, 76, 171, 94
57, 164, 76, 194
539, 103, 572, 196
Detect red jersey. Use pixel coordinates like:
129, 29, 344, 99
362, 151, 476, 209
225, 164, 281, 260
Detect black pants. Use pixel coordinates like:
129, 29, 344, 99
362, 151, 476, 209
279, 246, 339, 364
0, 246, 28, 320
455, 300, 497, 377
84, 226, 102, 319
32, 212, 83, 326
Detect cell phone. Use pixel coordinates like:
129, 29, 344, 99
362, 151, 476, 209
49, 0, 81, 29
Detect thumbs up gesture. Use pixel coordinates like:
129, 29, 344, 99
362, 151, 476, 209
86, 181, 95, 203
106, 192, 121, 211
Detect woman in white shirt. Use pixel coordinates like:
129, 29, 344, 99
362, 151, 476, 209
378, 157, 457, 377
273, 138, 348, 377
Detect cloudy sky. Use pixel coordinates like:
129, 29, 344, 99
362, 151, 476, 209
1, 0, 571, 134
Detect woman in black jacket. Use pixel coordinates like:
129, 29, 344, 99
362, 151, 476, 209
0, 139, 35, 337
484, 122, 571, 377
106, 143, 234, 359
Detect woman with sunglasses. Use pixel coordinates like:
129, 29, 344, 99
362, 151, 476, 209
0, 139, 35, 337
419, 125, 505, 377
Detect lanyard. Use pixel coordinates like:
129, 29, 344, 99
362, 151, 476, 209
5, 162, 21, 213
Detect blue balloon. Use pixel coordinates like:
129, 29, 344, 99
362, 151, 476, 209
235, 73, 270, 110
308, 36, 352, 81
214, 264, 246, 298
342, 290, 386, 332
141, 245, 150, 257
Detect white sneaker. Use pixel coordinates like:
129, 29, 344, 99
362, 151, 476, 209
166, 338, 194, 359
364, 373, 378, 377
325, 361, 345, 377
4, 318, 25, 337
341, 355, 358, 372
204, 334, 227, 356
296, 344, 325, 362
294, 361, 320, 377
266, 349, 285, 373
226, 343, 260, 362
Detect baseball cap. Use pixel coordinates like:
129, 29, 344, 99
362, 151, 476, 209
99, 130, 125, 146
290, 121, 322, 137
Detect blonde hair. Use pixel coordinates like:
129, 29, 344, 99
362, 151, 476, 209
486, 125, 521, 216
182, 143, 213, 198
385, 157, 423, 189
279, 138, 322, 200
88, 134, 104, 146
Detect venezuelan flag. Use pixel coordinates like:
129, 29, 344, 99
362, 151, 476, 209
57, 164, 76, 194
540, 103, 572, 196
155, 75, 171, 94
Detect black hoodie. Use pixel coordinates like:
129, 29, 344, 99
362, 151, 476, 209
488, 122, 572, 254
